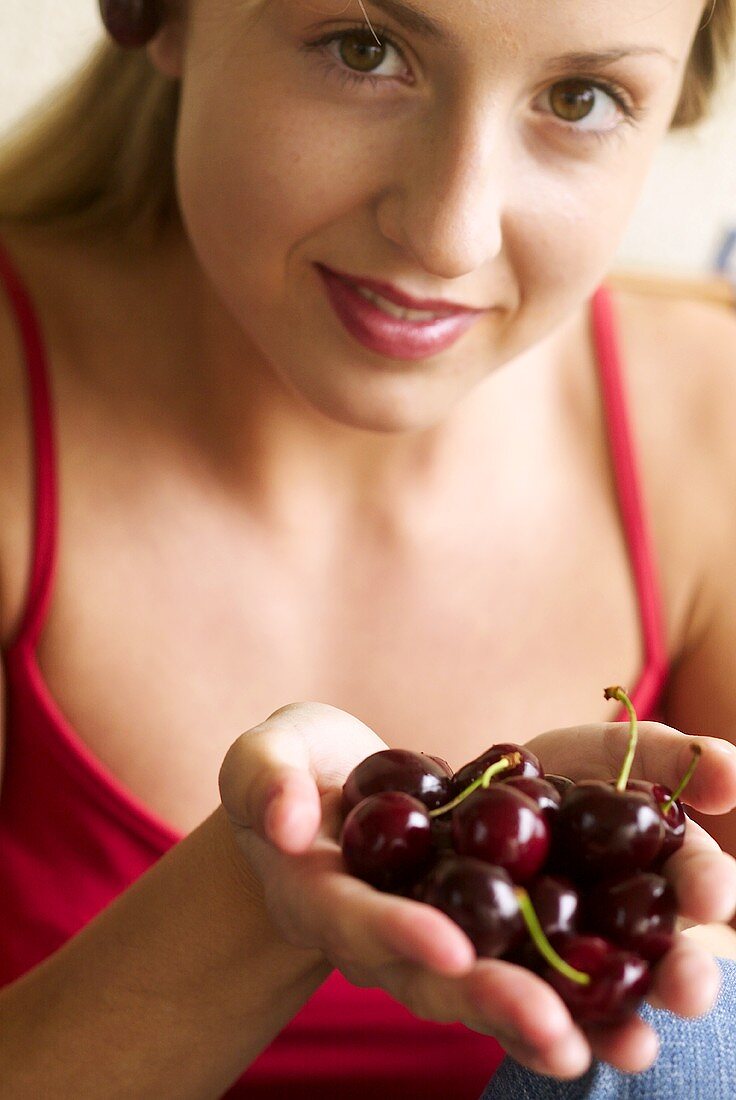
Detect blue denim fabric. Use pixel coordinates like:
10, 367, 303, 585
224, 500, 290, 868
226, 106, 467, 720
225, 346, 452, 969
480, 957, 736, 1100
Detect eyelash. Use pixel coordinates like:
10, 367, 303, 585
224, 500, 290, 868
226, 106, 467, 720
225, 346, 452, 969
302, 24, 642, 142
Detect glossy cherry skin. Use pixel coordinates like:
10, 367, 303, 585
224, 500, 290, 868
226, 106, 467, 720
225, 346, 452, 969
340, 792, 433, 891
626, 779, 687, 864
419, 856, 525, 958
452, 743, 542, 797
544, 935, 652, 1025
507, 874, 581, 972
452, 786, 550, 884
430, 814, 455, 854
529, 875, 580, 944
342, 749, 453, 816
425, 754, 454, 776
584, 872, 677, 962
503, 776, 561, 824
554, 781, 665, 881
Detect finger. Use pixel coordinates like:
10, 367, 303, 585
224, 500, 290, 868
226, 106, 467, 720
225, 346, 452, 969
646, 935, 722, 1017
219, 722, 322, 852
663, 816, 736, 923
530, 723, 736, 813
633, 727, 736, 815
680, 922, 736, 959
303, 859, 477, 976
321, 876, 478, 976
583, 1014, 660, 1074
381, 958, 592, 1079
219, 702, 386, 853
245, 828, 478, 976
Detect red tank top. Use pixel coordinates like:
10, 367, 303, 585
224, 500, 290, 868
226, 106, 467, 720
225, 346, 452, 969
0, 239, 668, 1098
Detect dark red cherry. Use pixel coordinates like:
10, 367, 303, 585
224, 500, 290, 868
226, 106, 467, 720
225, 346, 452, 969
543, 935, 651, 1025
527, 875, 580, 945
584, 872, 677, 962
452, 786, 550, 884
340, 792, 433, 891
503, 776, 561, 824
503, 876, 579, 978
430, 814, 455, 854
425, 754, 454, 776
554, 781, 664, 881
626, 779, 687, 864
342, 749, 452, 816
419, 856, 525, 958
452, 743, 542, 796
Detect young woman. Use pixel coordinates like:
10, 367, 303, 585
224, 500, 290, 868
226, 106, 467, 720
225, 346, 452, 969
1, 1, 736, 1096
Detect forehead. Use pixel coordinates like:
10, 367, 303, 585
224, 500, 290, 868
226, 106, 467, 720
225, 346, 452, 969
296, 0, 703, 51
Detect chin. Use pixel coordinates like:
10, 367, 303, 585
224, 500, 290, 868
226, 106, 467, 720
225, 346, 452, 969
288, 371, 470, 435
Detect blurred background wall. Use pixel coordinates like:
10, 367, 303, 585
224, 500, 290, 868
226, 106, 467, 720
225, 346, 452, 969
1, 0, 735, 276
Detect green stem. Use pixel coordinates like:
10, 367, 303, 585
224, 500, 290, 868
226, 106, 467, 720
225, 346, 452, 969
515, 889, 591, 986
661, 744, 702, 815
428, 753, 522, 818
604, 685, 638, 792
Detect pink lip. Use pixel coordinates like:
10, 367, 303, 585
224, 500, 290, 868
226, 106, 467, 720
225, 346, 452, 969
317, 264, 486, 314
317, 266, 485, 362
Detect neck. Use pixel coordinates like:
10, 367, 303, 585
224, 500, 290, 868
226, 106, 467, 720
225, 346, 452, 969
40, 220, 578, 530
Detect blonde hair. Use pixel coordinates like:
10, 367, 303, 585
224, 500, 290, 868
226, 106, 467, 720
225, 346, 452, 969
0, 2, 733, 248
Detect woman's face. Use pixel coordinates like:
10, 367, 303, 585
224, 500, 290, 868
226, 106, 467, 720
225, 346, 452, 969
152, 0, 705, 432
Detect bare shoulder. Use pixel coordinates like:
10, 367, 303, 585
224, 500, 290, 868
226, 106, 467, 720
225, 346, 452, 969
608, 275, 736, 652
609, 278, 736, 856
610, 277, 736, 490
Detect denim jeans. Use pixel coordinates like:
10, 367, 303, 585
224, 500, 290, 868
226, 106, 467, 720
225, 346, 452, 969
480, 957, 736, 1100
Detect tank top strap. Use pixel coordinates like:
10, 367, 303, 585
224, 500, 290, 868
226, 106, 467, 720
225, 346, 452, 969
0, 236, 58, 652
590, 284, 669, 712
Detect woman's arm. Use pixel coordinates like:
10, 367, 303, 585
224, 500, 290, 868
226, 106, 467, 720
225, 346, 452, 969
0, 805, 330, 1099
664, 563, 736, 944
659, 313, 736, 883
663, 561, 736, 865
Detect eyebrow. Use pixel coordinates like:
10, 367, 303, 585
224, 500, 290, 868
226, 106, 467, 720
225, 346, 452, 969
363, 0, 679, 67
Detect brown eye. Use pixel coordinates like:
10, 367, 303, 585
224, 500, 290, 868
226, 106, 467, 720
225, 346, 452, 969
338, 32, 386, 73
549, 81, 597, 123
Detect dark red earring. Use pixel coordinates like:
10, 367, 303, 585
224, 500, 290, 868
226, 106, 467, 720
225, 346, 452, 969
99, 0, 164, 49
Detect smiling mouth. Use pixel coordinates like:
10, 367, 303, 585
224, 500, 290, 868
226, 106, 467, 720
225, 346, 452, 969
317, 264, 488, 319
349, 284, 458, 323
316, 264, 486, 362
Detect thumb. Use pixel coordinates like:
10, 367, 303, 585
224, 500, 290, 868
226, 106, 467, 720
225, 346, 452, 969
219, 701, 389, 853
219, 709, 322, 854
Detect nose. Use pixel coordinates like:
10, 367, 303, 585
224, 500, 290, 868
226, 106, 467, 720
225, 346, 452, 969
375, 101, 507, 280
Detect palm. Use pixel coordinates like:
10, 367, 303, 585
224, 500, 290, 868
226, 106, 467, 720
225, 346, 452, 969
221, 705, 736, 1079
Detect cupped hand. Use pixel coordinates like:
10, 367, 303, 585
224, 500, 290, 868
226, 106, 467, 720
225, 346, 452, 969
525, 719, 736, 1070
219, 705, 736, 1079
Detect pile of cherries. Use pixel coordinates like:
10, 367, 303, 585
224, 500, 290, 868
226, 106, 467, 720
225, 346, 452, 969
340, 686, 700, 1026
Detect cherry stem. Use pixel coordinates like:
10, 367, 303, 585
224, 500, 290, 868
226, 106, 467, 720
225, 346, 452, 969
604, 685, 638, 792
514, 888, 591, 986
428, 753, 522, 818
660, 744, 702, 815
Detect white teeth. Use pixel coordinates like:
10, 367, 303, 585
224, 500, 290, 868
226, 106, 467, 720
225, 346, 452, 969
355, 285, 448, 322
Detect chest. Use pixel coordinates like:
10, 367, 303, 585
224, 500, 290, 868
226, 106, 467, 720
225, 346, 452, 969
1, 287, 702, 837
30, 420, 684, 836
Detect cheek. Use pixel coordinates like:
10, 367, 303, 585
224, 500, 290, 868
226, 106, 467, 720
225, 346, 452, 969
173, 66, 387, 296
507, 153, 651, 295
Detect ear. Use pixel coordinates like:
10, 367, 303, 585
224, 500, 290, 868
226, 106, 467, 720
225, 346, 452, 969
146, 7, 188, 80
